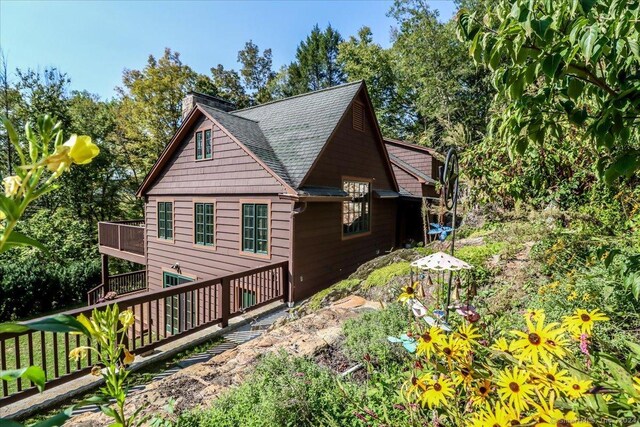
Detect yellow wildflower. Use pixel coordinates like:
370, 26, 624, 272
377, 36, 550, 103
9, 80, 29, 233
525, 308, 545, 323
496, 366, 535, 414
406, 375, 428, 399
398, 284, 417, 302
3, 175, 21, 197
568, 291, 578, 301
491, 336, 511, 353
45, 145, 72, 172
564, 377, 592, 399
118, 310, 135, 329
472, 402, 512, 427
470, 379, 492, 408
451, 364, 474, 387
563, 308, 609, 336
454, 322, 481, 349
122, 348, 135, 365
416, 325, 444, 359
64, 134, 100, 165
628, 377, 640, 404
530, 361, 570, 396
420, 375, 454, 409
510, 313, 566, 364
438, 334, 465, 368
68, 346, 89, 361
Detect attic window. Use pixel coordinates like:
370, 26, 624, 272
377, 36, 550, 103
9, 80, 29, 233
352, 102, 364, 132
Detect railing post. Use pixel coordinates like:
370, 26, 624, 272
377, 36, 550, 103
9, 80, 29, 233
221, 277, 230, 328
117, 224, 122, 251
282, 262, 290, 303
101, 254, 109, 291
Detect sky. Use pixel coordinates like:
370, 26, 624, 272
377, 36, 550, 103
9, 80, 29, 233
0, 0, 457, 100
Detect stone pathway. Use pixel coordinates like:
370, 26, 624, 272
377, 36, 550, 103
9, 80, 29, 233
68, 296, 378, 426
69, 308, 288, 418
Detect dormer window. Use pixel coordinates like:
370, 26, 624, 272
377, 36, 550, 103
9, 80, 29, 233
195, 129, 213, 160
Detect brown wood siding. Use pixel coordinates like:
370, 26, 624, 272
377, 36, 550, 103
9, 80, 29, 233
147, 115, 285, 196
303, 92, 395, 190
291, 91, 397, 300
145, 195, 291, 291
392, 164, 422, 196
386, 143, 433, 178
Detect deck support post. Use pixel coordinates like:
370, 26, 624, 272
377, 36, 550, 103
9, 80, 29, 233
221, 277, 230, 328
101, 254, 109, 290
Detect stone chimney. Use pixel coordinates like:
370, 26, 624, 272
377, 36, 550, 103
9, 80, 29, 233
181, 92, 236, 119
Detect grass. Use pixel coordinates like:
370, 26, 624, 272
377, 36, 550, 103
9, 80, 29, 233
363, 261, 411, 289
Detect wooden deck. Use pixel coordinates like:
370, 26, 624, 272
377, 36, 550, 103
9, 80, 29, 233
98, 220, 145, 264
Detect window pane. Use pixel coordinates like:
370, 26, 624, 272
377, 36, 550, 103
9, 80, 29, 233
204, 129, 212, 159
342, 181, 370, 236
166, 202, 173, 239
242, 204, 255, 252
205, 203, 214, 245
158, 202, 165, 239
195, 132, 203, 159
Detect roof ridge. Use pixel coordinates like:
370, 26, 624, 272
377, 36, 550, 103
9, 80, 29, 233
231, 80, 363, 114
197, 103, 259, 123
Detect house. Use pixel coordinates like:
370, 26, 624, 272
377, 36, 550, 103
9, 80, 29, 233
95, 81, 440, 305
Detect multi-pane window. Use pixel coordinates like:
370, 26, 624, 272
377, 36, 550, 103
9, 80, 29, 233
342, 180, 371, 236
194, 202, 214, 246
204, 129, 212, 159
195, 131, 203, 160
195, 129, 212, 160
158, 201, 173, 240
242, 203, 269, 254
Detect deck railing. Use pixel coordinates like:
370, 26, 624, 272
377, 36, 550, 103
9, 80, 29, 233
87, 270, 148, 305
0, 261, 288, 406
98, 220, 145, 255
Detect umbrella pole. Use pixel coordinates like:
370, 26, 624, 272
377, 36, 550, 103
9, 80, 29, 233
445, 189, 458, 322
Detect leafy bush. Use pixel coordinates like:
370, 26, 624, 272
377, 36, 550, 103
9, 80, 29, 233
178, 353, 353, 427
0, 257, 101, 320
342, 303, 410, 367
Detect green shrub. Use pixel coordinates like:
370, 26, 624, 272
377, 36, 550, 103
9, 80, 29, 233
363, 262, 411, 289
342, 303, 410, 368
178, 353, 353, 427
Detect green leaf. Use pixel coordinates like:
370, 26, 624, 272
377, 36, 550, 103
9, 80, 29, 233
625, 273, 640, 300
509, 76, 525, 99
568, 108, 588, 125
27, 314, 90, 335
580, 0, 597, 13
0, 419, 23, 427
30, 408, 74, 427
2, 231, 47, 253
567, 78, 584, 99
604, 151, 640, 184
626, 340, 640, 359
597, 353, 638, 396
531, 17, 552, 40
581, 25, 599, 62
515, 137, 529, 155
0, 322, 29, 333
0, 366, 46, 392
542, 54, 563, 78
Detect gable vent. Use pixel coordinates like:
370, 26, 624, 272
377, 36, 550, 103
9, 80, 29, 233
352, 102, 364, 132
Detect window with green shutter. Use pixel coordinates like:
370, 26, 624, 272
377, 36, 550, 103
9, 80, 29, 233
204, 129, 212, 159
195, 131, 203, 160
242, 203, 268, 254
158, 201, 173, 240
194, 202, 214, 246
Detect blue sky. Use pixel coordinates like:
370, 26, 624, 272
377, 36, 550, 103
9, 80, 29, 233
0, 1, 457, 100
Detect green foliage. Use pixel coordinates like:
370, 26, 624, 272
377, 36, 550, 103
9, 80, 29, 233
178, 353, 353, 427
364, 261, 411, 289
455, 242, 505, 267
457, 0, 640, 184
342, 303, 410, 367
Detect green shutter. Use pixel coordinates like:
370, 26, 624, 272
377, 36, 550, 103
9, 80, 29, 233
204, 129, 212, 159
205, 203, 214, 245
195, 131, 203, 160
242, 204, 255, 252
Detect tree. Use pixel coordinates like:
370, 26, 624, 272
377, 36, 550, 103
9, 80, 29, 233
457, 0, 640, 184
210, 64, 250, 108
279, 24, 347, 96
389, 0, 493, 147
115, 48, 200, 179
237, 41, 275, 104
338, 27, 401, 136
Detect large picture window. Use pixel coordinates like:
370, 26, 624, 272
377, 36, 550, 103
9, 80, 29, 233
158, 201, 173, 240
343, 180, 371, 236
242, 203, 269, 254
194, 202, 214, 246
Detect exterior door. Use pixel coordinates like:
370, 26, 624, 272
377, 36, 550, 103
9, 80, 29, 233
163, 272, 194, 334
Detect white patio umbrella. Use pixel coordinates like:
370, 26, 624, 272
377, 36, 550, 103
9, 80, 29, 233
410, 251, 473, 271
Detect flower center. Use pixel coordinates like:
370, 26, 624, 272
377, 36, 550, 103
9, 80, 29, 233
443, 347, 452, 356
528, 333, 541, 345
580, 313, 591, 322
511, 421, 521, 426
460, 333, 468, 339
509, 382, 520, 393
411, 376, 418, 386
556, 421, 572, 427
433, 383, 442, 392
406, 286, 414, 294
422, 333, 432, 343
461, 367, 470, 377
479, 386, 487, 394
546, 373, 556, 381
546, 339, 557, 347
572, 384, 580, 390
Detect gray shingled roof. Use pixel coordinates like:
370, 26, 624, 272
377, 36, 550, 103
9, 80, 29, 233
229, 81, 363, 188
